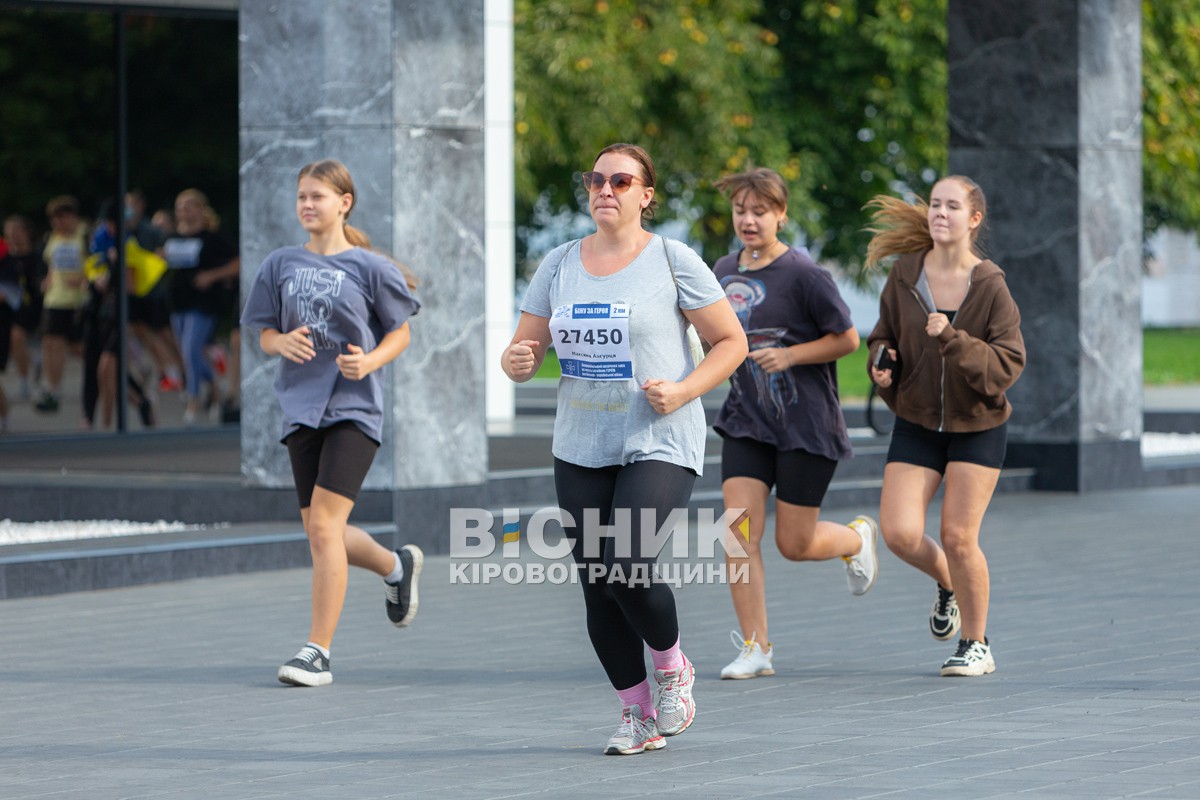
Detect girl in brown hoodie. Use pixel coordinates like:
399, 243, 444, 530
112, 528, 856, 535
865, 176, 1025, 677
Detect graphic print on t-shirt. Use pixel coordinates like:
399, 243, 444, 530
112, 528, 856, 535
287, 266, 346, 350
50, 243, 83, 272
721, 274, 799, 420
163, 238, 203, 269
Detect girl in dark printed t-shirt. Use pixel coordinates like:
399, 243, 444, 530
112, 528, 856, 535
711, 167, 880, 681
241, 159, 425, 688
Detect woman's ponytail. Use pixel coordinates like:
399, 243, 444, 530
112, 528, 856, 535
343, 222, 372, 249
863, 194, 933, 270
299, 159, 420, 290
864, 176, 989, 269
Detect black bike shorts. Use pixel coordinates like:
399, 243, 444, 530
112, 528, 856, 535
886, 416, 1007, 474
284, 421, 378, 508
720, 435, 838, 507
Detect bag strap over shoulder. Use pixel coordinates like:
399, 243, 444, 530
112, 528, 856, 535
661, 235, 707, 365
662, 235, 680, 295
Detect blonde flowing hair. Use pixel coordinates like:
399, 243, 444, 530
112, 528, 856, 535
297, 159, 419, 290
864, 175, 988, 270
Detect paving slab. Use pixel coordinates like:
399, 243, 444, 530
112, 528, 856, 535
3, 484, 1200, 798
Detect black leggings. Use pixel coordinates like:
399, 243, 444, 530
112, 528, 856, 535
553, 458, 697, 691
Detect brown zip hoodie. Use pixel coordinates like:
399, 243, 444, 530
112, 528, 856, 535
867, 251, 1025, 433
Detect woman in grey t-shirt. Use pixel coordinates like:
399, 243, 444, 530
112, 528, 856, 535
241, 160, 423, 688
501, 143, 747, 755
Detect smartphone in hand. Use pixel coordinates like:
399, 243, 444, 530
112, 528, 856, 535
873, 345, 898, 375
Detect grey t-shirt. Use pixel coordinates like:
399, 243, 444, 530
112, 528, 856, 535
521, 234, 726, 474
241, 245, 420, 443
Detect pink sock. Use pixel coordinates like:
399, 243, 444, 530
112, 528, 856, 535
615, 679, 654, 719
649, 635, 684, 673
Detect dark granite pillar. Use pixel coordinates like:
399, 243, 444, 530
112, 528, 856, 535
948, 0, 1142, 491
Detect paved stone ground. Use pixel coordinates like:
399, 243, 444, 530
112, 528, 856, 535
4, 485, 1199, 799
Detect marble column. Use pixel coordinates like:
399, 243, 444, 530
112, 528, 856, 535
485, 0, 516, 425
948, 0, 1142, 491
239, 1, 487, 542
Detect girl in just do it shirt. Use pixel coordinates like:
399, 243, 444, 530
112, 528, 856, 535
241, 159, 424, 688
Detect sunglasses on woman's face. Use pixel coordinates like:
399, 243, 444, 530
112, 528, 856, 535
581, 171, 644, 194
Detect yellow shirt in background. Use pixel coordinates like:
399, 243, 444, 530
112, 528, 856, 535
43, 228, 89, 310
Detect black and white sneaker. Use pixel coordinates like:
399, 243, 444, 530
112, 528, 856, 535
940, 637, 995, 677
385, 544, 424, 628
277, 645, 332, 687
929, 584, 961, 640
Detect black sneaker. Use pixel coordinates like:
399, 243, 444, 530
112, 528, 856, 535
940, 637, 995, 677
929, 584, 961, 640
137, 395, 156, 428
385, 544, 424, 628
34, 392, 59, 413
277, 645, 332, 686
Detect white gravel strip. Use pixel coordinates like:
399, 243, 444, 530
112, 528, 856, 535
1142, 431, 1200, 458
1, 519, 230, 546
4, 434, 1196, 547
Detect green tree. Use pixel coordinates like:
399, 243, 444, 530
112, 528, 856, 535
513, 0, 807, 265
1143, 0, 1200, 235
756, 0, 947, 274
762, 0, 1200, 264
516, 1, 1200, 273
514, 1, 947, 270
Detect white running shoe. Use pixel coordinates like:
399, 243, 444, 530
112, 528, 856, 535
843, 515, 880, 596
940, 637, 995, 677
653, 654, 696, 736
603, 704, 666, 755
719, 630, 775, 679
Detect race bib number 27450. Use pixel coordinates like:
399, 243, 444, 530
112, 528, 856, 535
549, 302, 632, 380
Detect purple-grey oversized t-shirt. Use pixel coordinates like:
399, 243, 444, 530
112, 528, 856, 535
712, 247, 854, 461
240, 245, 420, 443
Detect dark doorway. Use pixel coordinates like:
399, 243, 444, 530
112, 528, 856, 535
0, 2, 238, 435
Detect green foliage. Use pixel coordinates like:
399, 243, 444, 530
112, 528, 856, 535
1143, 2, 1200, 234
757, 0, 947, 274
513, 0, 799, 265
516, 1, 1200, 271
513, 0, 948, 271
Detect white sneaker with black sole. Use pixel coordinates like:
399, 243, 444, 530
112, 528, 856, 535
385, 544, 423, 627
940, 637, 995, 677
929, 584, 961, 640
277, 645, 332, 687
